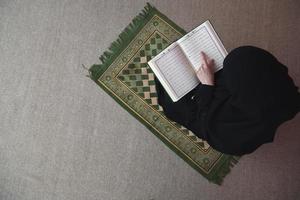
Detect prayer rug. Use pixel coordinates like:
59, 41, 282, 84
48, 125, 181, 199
88, 3, 240, 185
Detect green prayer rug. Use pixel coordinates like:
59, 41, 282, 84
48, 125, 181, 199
88, 3, 240, 185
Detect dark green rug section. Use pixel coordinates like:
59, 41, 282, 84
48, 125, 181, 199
87, 3, 241, 185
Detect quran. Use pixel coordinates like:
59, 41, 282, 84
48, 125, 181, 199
148, 20, 228, 102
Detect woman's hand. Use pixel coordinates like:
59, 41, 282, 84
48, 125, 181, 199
196, 51, 215, 86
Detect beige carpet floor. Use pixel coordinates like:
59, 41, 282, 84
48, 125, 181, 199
0, 0, 299, 199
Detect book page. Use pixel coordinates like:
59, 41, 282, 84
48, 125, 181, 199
178, 23, 225, 72
153, 43, 199, 100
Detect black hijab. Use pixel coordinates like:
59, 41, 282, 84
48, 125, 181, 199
154, 45, 300, 156
222, 46, 300, 129
203, 46, 300, 155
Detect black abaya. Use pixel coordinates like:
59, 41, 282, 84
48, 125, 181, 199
154, 46, 300, 156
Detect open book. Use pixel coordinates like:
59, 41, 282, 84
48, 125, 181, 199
148, 20, 228, 102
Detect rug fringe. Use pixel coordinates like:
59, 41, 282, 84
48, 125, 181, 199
210, 155, 241, 185
82, 64, 92, 78
88, 2, 156, 81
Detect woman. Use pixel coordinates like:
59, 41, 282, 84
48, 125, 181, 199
154, 46, 300, 156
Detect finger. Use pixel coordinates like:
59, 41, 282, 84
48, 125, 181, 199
196, 64, 203, 73
196, 65, 202, 73
200, 52, 205, 64
205, 54, 213, 63
200, 51, 208, 66
207, 58, 215, 65
202, 51, 210, 65
208, 60, 215, 71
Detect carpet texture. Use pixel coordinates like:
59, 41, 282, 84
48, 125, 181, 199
1, 0, 300, 199
88, 3, 240, 185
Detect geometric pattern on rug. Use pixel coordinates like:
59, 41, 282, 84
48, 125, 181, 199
88, 3, 240, 185
117, 32, 209, 149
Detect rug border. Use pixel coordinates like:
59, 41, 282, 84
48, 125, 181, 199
88, 2, 241, 185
